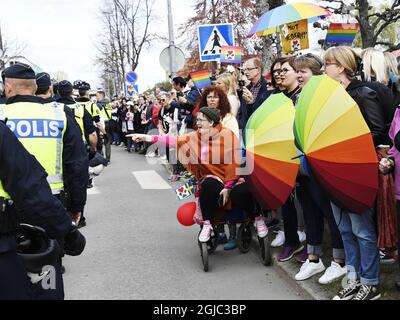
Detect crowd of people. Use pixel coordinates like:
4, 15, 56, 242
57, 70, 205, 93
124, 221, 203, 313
1, 43, 400, 300
128, 46, 400, 301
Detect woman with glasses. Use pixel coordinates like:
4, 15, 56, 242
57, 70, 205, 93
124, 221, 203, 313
196, 86, 239, 138
128, 107, 268, 244
322, 46, 387, 300
270, 57, 286, 93
289, 53, 347, 285
272, 57, 306, 265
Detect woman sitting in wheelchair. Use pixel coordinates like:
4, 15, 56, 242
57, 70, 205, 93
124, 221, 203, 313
129, 107, 268, 243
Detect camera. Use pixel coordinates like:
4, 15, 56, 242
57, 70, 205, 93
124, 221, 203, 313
238, 80, 245, 88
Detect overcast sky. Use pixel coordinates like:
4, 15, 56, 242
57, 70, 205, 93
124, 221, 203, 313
0, 0, 195, 92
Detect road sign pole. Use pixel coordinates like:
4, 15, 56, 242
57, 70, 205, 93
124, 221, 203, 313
167, 0, 176, 78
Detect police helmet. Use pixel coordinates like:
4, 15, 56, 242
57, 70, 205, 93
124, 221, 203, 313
16, 224, 60, 274
89, 164, 104, 177
73, 80, 91, 91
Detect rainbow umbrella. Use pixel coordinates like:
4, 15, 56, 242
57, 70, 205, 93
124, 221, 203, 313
248, 2, 330, 37
245, 93, 300, 210
294, 75, 378, 214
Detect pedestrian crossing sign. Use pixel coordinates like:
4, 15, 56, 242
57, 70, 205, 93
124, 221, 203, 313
197, 23, 235, 62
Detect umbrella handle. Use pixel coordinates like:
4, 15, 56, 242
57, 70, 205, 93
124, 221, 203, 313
291, 153, 305, 160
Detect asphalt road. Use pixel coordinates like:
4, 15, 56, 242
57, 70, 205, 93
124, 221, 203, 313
63, 145, 303, 300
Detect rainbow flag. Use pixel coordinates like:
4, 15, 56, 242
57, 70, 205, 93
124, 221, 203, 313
220, 46, 242, 64
325, 23, 359, 45
190, 69, 211, 89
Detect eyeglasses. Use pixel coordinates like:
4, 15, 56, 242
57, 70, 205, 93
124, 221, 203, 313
207, 96, 219, 100
324, 62, 338, 67
280, 68, 294, 75
272, 69, 281, 76
244, 67, 258, 72
160, 99, 166, 102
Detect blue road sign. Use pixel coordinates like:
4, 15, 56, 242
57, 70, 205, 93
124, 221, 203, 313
197, 23, 235, 62
126, 71, 138, 84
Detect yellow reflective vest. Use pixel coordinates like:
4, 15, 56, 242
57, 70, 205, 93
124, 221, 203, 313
66, 103, 85, 141
0, 101, 67, 195
0, 102, 10, 200
100, 103, 112, 122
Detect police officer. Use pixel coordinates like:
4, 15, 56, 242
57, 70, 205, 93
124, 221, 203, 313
35, 72, 54, 103
1, 64, 88, 223
0, 63, 88, 297
96, 89, 112, 164
57, 80, 98, 154
74, 80, 106, 138
0, 120, 85, 300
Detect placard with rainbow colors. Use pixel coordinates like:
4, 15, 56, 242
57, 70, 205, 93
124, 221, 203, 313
325, 23, 359, 45
190, 70, 211, 89
220, 46, 242, 64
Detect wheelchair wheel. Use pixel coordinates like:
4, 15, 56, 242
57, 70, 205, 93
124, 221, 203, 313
259, 235, 272, 266
199, 241, 209, 272
237, 222, 252, 253
207, 227, 218, 254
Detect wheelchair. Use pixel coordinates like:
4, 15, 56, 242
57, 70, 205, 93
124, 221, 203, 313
197, 207, 272, 272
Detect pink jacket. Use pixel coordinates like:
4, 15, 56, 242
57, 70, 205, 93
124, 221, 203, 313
388, 108, 400, 200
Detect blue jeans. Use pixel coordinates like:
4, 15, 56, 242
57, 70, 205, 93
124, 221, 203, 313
331, 203, 380, 286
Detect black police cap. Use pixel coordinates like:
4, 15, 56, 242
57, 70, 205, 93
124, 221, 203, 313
36, 72, 52, 88
58, 80, 73, 92
3, 63, 36, 80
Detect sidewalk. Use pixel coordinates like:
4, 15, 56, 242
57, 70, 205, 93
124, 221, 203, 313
256, 233, 400, 300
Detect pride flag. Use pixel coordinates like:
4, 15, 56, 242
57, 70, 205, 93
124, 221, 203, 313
220, 46, 242, 64
190, 69, 211, 89
325, 23, 359, 45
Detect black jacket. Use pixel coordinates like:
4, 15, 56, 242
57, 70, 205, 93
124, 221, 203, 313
346, 80, 388, 146
238, 77, 272, 129
0, 121, 72, 246
5, 95, 89, 213
363, 81, 395, 133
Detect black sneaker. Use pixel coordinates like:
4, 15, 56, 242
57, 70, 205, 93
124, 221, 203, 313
353, 285, 381, 300
379, 249, 396, 264
333, 280, 360, 300
217, 232, 228, 244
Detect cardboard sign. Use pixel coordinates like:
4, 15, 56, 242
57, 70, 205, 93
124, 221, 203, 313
280, 19, 309, 54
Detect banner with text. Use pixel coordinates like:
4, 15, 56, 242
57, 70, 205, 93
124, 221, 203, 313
280, 19, 309, 54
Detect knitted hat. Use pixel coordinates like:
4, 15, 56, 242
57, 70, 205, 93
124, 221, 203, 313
199, 107, 220, 124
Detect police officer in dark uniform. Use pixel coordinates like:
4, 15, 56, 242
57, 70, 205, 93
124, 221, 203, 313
57, 80, 98, 154
1, 63, 88, 298
35, 72, 55, 102
0, 120, 85, 300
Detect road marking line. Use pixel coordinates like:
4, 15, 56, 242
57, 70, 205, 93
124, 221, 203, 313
132, 170, 171, 189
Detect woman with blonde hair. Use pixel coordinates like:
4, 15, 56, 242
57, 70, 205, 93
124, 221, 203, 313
384, 51, 400, 107
322, 46, 387, 300
215, 73, 240, 118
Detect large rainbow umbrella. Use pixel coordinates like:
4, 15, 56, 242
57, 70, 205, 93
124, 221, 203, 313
248, 2, 330, 37
245, 94, 300, 210
294, 75, 378, 214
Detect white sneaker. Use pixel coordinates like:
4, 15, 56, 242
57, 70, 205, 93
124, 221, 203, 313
297, 230, 306, 243
318, 261, 346, 284
146, 152, 156, 158
199, 221, 213, 243
295, 259, 326, 281
254, 216, 268, 238
271, 231, 285, 247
